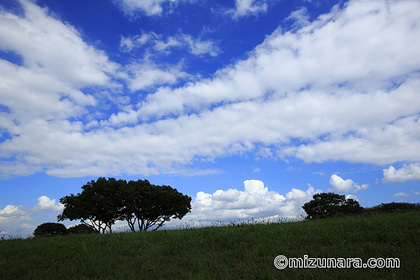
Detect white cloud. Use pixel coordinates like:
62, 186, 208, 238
115, 0, 268, 18
0, 0, 117, 87
125, 61, 189, 92
230, 0, 268, 18
286, 7, 310, 30
120, 32, 220, 57
120, 32, 158, 52
33, 196, 64, 212
114, 0, 191, 16
183, 180, 320, 222
153, 36, 183, 53
382, 162, 420, 183
393, 192, 410, 198
329, 174, 369, 193
136, 0, 420, 125
0, 204, 31, 224
0, 0, 122, 177
182, 34, 221, 57
1, 0, 420, 177
345, 194, 359, 201
21, 223, 35, 229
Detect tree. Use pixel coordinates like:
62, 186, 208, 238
302, 192, 363, 219
58, 177, 192, 233
120, 180, 192, 231
58, 177, 126, 233
34, 222, 68, 237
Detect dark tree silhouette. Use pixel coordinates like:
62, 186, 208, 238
67, 224, 99, 235
58, 177, 126, 233
58, 178, 191, 233
121, 180, 192, 231
34, 222, 68, 237
302, 192, 363, 219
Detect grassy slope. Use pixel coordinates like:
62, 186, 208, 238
1, 212, 419, 279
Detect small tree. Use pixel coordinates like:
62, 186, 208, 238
34, 222, 68, 237
302, 192, 363, 219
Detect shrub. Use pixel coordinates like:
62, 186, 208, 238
364, 202, 420, 215
34, 222, 68, 238
68, 224, 98, 235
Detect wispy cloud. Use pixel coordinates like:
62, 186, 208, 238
229, 0, 268, 19
393, 192, 410, 198
120, 32, 221, 57
113, 0, 190, 16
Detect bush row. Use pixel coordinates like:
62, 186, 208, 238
363, 202, 420, 215
33, 223, 98, 238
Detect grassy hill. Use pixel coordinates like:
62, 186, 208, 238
1, 211, 419, 279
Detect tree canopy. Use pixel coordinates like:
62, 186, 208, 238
58, 178, 191, 233
34, 222, 68, 238
302, 192, 363, 220
122, 180, 192, 231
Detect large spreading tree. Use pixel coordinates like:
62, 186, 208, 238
58, 178, 191, 233
58, 177, 125, 233
121, 180, 192, 231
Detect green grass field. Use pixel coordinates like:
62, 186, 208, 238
1, 211, 419, 279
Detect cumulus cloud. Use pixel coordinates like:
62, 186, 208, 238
33, 196, 64, 212
329, 175, 369, 193
0, 204, 31, 224
183, 180, 320, 222
382, 162, 420, 183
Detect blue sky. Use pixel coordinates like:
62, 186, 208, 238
1, 0, 420, 237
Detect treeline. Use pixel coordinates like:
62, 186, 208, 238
33, 182, 420, 238
302, 192, 420, 220
57, 178, 192, 233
